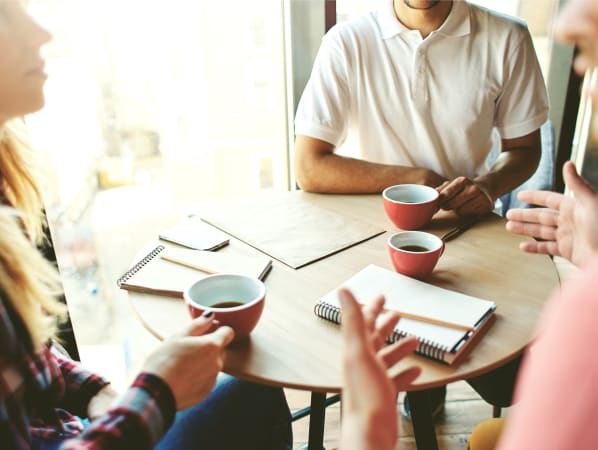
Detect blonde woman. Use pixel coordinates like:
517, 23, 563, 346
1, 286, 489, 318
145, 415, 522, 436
0, 2, 291, 449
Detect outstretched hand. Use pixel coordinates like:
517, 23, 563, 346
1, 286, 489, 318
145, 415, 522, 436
339, 288, 421, 450
505, 161, 598, 267
142, 314, 234, 411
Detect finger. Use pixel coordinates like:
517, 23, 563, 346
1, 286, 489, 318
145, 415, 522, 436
454, 190, 492, 215
208, 325, 235, 347
505, 220, 557, 241
450, 184, 494, 215
362, 295, 386, 333
368, 310, 400, 351
516, 190, 565, 211
519, 240, 561, 257
379, 336, 420, 368
505, 207, 559, 227
436, 180, 449, 191
392, 366, 422, 392
180, 315, 215, 338
339, 288, 369, 348
374, 310, 400, 344
443, 181, 479, 211
563, 161, 597, 205
438, 177, 467, 206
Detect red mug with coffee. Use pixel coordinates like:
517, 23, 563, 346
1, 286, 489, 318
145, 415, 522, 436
387, 230, 444, 279
382, 184, 440, 230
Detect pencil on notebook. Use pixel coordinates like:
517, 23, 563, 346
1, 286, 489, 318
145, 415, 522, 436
160, 254, 219, 274
376, 306, 472, 332
395, 310, 472, 331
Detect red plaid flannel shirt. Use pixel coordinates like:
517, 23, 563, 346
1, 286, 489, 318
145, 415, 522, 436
0, 295, 176, 449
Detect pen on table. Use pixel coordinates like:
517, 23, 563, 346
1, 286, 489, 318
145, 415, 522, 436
440, 216, 480, 242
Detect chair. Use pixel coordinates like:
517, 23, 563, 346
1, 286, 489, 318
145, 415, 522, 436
40, 220, 81, 361
489, 120, 556, 216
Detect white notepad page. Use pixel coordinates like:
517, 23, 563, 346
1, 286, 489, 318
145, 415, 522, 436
319, 264, 496, 350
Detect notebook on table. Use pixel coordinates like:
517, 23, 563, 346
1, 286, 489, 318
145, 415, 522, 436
200, 191, 385, 269
314, 264, 496, 365
117, 245, 272, 298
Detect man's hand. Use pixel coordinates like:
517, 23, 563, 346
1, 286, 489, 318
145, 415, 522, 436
437, 176, 494, 216
142, 314, 235, 411
506, 161, 598, 267
339, 288, 421, 450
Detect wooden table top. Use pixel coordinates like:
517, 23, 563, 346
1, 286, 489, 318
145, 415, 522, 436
128, 192, 560, 393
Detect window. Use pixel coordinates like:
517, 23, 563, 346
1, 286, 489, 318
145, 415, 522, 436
26, 0, 290, 378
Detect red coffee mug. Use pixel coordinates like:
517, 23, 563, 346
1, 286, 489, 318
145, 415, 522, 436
382, 184, 440, 230
183, 273, 265, 339
387, 231, 444, 279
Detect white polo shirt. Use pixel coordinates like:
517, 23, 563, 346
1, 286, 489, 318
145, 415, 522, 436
294, 0, 549, 180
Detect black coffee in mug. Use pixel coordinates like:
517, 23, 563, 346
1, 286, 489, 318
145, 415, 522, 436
399, 245, 429, 252
210, 301, 244, 308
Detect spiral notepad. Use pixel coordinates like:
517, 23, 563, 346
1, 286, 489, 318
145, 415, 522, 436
117, 243, 272, 297
117, 245, 166, 288
314, 265, 496, 365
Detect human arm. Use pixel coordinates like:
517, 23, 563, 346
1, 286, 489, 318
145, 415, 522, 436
437, 129, 541, 215
61, 314, 234, 449
497, 256, 598, 449
505, 161, 598, 266
339, 288, 421, 450
51, 350, 113, 418
294, 135, 446, 193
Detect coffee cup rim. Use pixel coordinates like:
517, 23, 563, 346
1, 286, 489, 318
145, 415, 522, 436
387, 230, 443, 253
183, 273, 266, 312
382, 184, 439, 205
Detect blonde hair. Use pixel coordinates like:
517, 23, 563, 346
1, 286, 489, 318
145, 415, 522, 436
0, 208, 65, 349
0, 119, 47, 244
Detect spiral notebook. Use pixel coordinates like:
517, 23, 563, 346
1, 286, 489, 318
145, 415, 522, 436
117, 244, 272, 298
314, 265, 496, 365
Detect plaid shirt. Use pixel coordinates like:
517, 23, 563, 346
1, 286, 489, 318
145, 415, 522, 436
0, 295, 176, 449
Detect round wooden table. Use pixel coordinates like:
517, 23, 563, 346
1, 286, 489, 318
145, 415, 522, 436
128, 192, 560, 450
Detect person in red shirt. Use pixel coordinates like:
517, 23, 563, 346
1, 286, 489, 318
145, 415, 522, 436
338, 1, 598, 448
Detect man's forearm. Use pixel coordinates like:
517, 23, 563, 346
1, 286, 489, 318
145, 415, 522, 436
295, 152, 445, 194
475, 146, 541, 201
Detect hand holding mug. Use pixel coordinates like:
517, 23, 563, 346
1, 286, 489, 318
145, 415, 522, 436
142, 314, 234, 411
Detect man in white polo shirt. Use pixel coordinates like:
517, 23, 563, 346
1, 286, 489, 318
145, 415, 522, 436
294, 0, 548, 419
294, 0, 548, 216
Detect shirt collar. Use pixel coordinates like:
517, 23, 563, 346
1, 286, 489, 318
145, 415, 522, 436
378, 0, 471, 40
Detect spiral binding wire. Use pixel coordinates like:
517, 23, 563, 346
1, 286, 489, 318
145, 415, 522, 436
116, 245, 165, 287
314, 301, 450, 363
314, 301, 341, 322
389, 330, 450, 363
